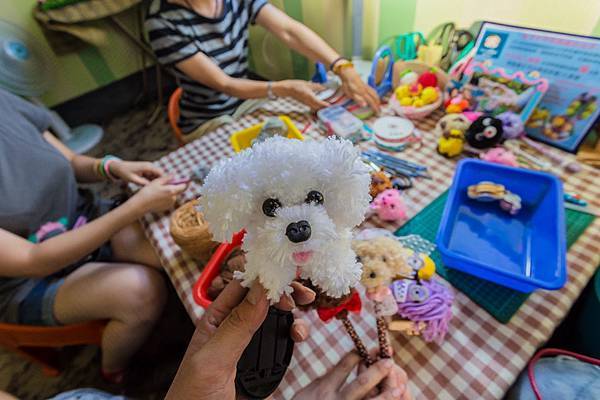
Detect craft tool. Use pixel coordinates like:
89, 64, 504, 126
564, 193, 587, 207
363, 149, 427, 171
521, 137, 582, 173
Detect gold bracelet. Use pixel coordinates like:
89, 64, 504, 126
333, 60, 354, 76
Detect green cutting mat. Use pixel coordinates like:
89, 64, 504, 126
395, 191, 596, 323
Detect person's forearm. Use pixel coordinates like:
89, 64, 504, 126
43, 131, 105, 183
276, 20, 340, 68
26, 200, 143, 277
220, 78, 270, 99
71, 154, 105, 183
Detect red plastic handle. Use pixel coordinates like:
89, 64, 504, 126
193, 230, 245, 308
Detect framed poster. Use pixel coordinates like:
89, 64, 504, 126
471, 22, 600, 153
460, 61, 548, 122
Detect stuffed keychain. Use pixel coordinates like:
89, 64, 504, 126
200, 136, 371, 398
352, 234, 454, 345
353, 237, 414, 360
298, 282, 376, 366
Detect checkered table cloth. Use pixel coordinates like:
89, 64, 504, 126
140, 98, 600, 399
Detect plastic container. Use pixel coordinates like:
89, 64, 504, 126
436, 159, 566, 293
193, 231, 244, 308
230, 116, 303, 153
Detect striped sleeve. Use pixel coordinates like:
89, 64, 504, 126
248, 0, 268, 24
145, 17, 199, 66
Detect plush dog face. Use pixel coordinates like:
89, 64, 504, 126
200, 136, 371, 301
353, 237, 414, 289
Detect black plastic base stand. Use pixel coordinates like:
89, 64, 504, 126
235, 306, 295, 399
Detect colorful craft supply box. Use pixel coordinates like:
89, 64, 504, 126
230, 115, 303, 152
436, 159, 566, 292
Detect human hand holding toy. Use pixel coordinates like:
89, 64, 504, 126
168, 279, 412, 400
199, 136, 372, 397
166, 280, 314, 400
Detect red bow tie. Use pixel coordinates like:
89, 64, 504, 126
317, 291, 362, 322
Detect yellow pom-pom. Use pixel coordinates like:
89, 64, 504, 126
400, 97, 413, 106
413, 98, 425, 108
421, 86, 439, 104
417, 255, 436, 280
395, 85, 410, 100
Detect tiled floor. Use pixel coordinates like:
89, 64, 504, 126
0, 103, 192, 400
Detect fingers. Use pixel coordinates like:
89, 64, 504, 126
364, 85, 381, 114
376, 365, 409, 400
129, 174, 151, 186
309, 82, 326, 92
204, 282, 269, 361
323, 352, 361, 390
305, 92, 329, 110
290, 281, 315, 305
153, 175, 172, 185
203, 280, 248, 327
290, 318, 310, 342
274, 282, 315, 312
168, 183, 188, 195
302, 82, 328, 110
341, 358, 395, 400
144, 162, 164, 178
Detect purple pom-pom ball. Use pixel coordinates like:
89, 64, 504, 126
497, 112, 524, 140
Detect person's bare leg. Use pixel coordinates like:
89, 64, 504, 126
111, 221, 162, 269
53, 262, 167, 372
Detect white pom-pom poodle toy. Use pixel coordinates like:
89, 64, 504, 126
200, 136, 371, 302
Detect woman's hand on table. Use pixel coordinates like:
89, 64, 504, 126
273, 80, 329, 110
293, 352, 412, 400
338, 66, 381, 114
165, 280, 315, 400
109, 160, 164, 185
128, 176, 188, 215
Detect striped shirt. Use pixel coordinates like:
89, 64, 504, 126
146, 0, 268, 132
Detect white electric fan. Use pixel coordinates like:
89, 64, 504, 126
0, 19, 103, 153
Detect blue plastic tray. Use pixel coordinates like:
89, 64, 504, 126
436, 159, 566, 292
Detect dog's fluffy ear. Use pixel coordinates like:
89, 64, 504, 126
198, 151, 255, 243
319, 138, 371, 228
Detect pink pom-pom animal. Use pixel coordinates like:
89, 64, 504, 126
481, 147, 519, 167
371, 189, 407, 222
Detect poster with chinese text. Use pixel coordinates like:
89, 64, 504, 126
472, 22, 600, 152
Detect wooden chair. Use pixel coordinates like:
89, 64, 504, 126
168, 87, 186, 146
0, 320, 106, 376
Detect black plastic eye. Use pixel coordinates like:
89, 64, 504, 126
369, 272, 377, 279
356, 256, 362, 263
381, 256, 387, 262
262, 198, 281, 217
305, 190, 324, 205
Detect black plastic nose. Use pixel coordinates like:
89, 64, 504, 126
285, 220, 311, 243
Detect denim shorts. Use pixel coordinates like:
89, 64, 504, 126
17, 277, 66, 326
15, 241, 113, 326
2, 190, 120, 326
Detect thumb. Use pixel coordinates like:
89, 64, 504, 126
204, 282, 269, 364
154, 175, 172, 185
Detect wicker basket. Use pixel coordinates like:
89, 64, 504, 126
170, 199, 218, 262
390, 60, 449, 120
389, 92, 443, 120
